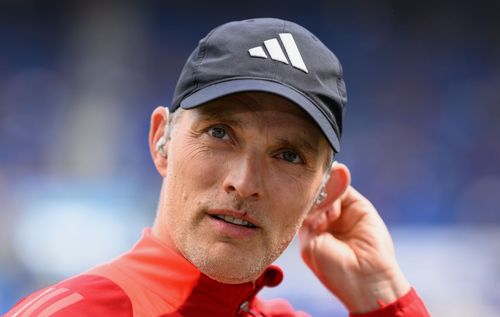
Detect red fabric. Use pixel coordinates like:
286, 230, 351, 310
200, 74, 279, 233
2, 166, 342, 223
350, 288, 431, 317
4, 275, 132, 317
5, 228, 431, 317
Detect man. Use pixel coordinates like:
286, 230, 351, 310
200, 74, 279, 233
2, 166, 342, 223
5, 18, 430, 317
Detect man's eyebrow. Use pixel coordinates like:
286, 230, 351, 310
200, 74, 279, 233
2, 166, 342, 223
276, 136, 320, 156
196, 106, 244, 126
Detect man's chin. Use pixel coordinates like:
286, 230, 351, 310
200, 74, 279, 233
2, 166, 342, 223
202, 267, 259, 284
184, 243, 269, 284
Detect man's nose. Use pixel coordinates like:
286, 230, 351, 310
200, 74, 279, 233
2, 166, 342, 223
222, 154, 264, 200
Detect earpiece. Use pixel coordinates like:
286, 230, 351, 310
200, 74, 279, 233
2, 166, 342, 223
314, 160, 338, 205
315, 191, 327, 204
156, 136, 167, 157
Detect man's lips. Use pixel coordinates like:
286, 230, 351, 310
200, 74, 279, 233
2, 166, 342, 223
206, 209, 260, 229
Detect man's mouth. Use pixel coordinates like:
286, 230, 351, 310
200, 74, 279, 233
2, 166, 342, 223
210, 214, 257, 228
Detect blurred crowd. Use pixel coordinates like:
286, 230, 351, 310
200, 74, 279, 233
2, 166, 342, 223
1, 1, 499, 316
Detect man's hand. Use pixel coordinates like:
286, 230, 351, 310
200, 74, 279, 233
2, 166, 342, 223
299, 182, 411, 314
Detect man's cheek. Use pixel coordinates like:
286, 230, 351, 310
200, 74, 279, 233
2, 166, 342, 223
272, 201, 308, 230
175, 151, 220, 184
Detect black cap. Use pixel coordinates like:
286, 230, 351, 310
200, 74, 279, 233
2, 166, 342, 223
171, 18, 347, 153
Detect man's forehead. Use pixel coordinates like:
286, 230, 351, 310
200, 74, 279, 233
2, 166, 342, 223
191, 92, 318, 126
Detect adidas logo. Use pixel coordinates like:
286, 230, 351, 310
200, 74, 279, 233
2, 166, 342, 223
248, 33, 308, 73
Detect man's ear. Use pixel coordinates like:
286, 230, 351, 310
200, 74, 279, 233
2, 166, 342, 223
311, 162, 351, 213
149, 106, 170, 177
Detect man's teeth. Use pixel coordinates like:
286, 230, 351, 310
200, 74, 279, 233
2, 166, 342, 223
215, 215, 255, 227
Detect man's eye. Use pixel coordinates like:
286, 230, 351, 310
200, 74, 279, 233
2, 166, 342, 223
208, 126, 229, 139
277, 150, 303, 164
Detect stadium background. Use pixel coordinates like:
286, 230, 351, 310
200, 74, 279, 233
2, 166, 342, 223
1, 1, 499, 316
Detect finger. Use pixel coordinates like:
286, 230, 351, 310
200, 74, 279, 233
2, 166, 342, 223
329, 186, 388, 236
327, 199, 342, 223
314, 199, 342, 233
298, 218, 315, 261
340, 186, 373, 213
313, 210, 329, 232
306, 189, 344, 232
306, 187, 354, 235
306, 186, 373, 236
324, 186, 371, 234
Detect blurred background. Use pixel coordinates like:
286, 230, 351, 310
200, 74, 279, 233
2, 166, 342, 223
1, 0, 499, 316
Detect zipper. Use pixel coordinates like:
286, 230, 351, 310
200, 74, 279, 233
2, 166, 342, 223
237, 266, 282, 316
239, 300, 262, 317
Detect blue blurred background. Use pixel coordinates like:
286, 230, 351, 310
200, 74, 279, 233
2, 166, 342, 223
1, 1, 499, 316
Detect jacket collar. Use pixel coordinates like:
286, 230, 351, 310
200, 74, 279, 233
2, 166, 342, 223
118, 228, 283, 316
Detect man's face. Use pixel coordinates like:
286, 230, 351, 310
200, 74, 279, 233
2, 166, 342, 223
157, 92, 331, 283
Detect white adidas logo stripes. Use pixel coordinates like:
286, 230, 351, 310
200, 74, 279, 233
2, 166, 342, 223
10, 287, 84, 317
248, 33, 308, 73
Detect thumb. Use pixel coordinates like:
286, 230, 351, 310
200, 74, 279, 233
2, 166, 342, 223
304, 197, 343, 235
299, 221, 350, 273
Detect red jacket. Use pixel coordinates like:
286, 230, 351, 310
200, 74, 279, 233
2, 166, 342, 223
5, 229, 430, 317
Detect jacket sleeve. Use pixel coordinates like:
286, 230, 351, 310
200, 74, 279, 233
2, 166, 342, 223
349, 288, 431, 317
3, 275, 133, 317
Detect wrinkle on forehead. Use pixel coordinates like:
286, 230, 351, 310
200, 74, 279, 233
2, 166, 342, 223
195, 92, 319, 127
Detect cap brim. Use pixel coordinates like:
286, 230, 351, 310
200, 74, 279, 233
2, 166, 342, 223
180, 79, 340, 152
